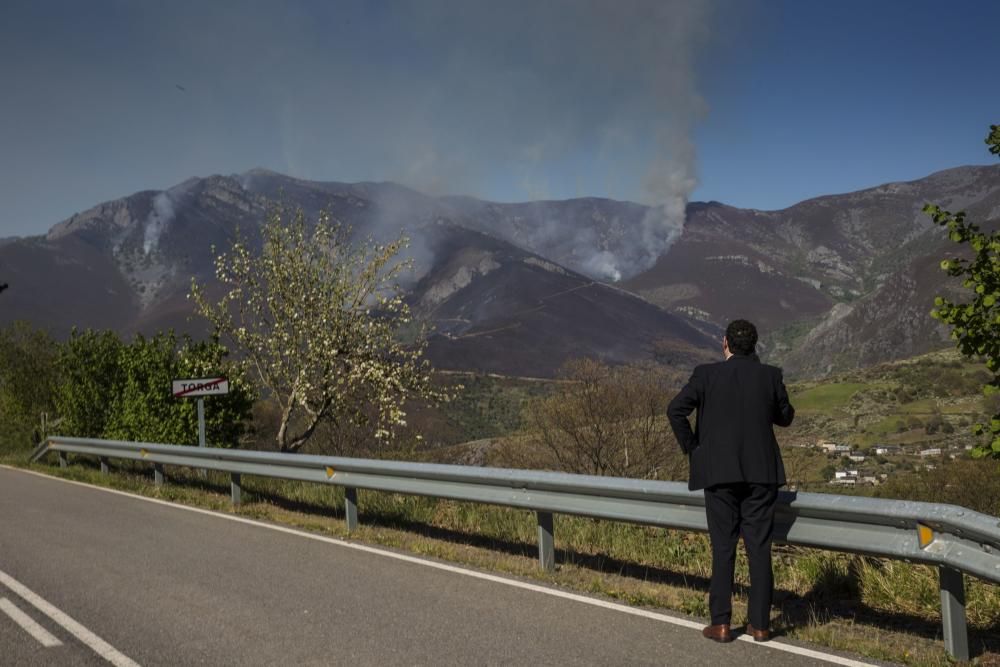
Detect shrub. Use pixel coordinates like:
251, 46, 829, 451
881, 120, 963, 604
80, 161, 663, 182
0, 322, 60, 452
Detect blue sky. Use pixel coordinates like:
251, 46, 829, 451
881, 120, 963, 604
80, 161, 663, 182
696, 1, 1000, 208
1, 0, 998, 237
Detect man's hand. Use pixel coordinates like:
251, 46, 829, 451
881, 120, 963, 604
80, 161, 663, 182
668, 367, 703, 454
773, 369, 795, 427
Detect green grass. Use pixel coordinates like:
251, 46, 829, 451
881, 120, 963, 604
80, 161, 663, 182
790, 383, 869, 412
896, 398, 940, 414
895, 397, 980, 416
6, 453, 999, 666
864, 415, 910, 436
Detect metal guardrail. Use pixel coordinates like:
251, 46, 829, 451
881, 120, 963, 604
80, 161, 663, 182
31, 436, 1000, 660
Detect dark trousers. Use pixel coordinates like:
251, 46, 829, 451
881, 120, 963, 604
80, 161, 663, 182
703, 482, 778, 629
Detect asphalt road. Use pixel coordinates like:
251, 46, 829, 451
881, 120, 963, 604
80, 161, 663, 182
0, 467, 878, 666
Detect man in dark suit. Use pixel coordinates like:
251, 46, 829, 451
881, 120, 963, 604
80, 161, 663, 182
667, 319, 794, 644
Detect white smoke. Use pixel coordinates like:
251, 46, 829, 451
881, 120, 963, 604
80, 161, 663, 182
596, 2, 710, 280
390, 0, 715, 282
143, 192, 175, 255
581, 250, 623, 283
631, 132, 701, 278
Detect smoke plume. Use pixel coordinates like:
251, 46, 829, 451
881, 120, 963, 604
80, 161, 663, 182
143, 192, 175, 255
386, 0, 715, 281
261, 0, 716, 281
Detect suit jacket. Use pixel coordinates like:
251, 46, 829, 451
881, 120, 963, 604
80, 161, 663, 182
667, 354, 794, 491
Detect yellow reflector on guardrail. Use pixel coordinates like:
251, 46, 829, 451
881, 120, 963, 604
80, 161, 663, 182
140, 449, 149, 458
917, 523, 935, 549
326, 467, 335, 479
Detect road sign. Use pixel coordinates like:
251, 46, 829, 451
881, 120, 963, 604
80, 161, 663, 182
172, 378, 229, 470
171, 378, 229, 398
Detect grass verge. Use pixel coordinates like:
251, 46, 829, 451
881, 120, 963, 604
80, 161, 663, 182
5, 453, 999, 666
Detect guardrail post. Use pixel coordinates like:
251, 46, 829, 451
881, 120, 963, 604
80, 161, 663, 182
153, 463, 164, 487
939, 566, 969, 661
344, 487, 358, 532
58, 451, 68, 469
230, 473, 242, 506
537, 511, 555, 571
99, 457, 109, 475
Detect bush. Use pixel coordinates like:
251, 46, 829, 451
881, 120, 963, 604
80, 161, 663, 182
875, 458, 1000, 517
56, 329, 125, 438
516, 359, 686, 479
102, 332, 255, 447
0, 323, 256, 452
0, 322, 60, 452
924, 412, 944, 435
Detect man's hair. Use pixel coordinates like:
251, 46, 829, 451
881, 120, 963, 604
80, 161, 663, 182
725, 319, 758, 356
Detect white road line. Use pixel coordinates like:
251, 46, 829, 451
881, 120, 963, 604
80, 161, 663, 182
0, 597, 63, 647
2, 466, 877, 667
0, 567, 140, 667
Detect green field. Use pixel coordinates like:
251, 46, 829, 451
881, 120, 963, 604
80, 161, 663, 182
789, 382, 870, 412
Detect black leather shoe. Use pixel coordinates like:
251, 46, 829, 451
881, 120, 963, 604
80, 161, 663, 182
702, 624, 734, 643
745, 623, 770, 642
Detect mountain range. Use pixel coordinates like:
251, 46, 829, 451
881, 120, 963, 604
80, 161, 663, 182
1, 164, 998, 378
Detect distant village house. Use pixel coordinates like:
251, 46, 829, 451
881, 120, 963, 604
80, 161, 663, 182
818, 441, 851, 454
